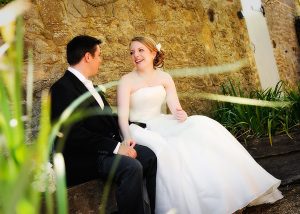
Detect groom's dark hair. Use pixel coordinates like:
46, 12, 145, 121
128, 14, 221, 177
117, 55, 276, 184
67, 35, 102, 65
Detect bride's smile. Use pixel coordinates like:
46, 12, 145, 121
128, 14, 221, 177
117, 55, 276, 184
135, 59, 143, 64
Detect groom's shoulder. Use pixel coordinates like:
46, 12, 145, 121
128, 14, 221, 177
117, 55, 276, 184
50, 71, 70, 90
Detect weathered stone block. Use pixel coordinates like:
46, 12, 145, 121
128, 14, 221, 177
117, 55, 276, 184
68, 179, 117, 213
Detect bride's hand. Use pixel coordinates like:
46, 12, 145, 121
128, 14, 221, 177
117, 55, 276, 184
123, 139, 136, 148
175, 108, 187, 122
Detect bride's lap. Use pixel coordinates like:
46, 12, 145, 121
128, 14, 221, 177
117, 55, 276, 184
129, 124, 169, 154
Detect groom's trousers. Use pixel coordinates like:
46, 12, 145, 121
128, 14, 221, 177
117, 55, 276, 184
98, 144, 157, 214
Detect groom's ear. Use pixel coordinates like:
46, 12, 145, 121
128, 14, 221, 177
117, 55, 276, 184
84, 52, 92, 63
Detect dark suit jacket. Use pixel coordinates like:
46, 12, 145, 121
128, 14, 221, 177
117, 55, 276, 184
50, 70, 122, 186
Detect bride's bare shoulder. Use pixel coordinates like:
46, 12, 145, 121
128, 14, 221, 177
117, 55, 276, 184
157, 69, 173, 81
121, 71, 136, 79
119, 71, 136, 86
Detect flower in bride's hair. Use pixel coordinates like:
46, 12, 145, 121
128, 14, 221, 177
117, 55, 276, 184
156, 43, 161, 52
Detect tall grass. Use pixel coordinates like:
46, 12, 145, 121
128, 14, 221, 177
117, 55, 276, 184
0, 18, 43, 214
286, 84, 300, 125
212, 80, 300, 144
0, 1, 69, 213
0, 1, 122, 212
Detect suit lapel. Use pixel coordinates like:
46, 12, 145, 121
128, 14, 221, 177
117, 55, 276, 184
65, 70, 104, 109
64, 70, 88, 95
64, 70, 119, 130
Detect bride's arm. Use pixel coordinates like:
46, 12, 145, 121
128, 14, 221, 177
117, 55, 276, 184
117, 77, 132, 140
164, 73, 188, 122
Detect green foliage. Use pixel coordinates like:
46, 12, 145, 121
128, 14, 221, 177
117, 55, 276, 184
286, 84, 300, 124
0, 17, 42, 213
0, 3, 69, 212
0, 2, 115, 211
212, 80, 300, 144
0, 8, 114, 213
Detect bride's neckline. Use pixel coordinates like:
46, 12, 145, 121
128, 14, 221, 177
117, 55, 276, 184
131, 85, 165, 95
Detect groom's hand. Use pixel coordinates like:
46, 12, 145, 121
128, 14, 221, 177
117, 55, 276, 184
118, 143, 137, 159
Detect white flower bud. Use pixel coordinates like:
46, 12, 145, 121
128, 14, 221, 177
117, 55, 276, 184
156, 43, 161, 52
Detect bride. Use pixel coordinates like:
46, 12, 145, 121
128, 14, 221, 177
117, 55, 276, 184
117, 36, 283, 214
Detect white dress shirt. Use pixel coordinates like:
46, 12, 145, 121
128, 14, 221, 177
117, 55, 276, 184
68, 67, 120, 154
68, 67, 104, 109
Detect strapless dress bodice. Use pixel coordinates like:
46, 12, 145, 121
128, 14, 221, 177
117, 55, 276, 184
129, 85, 166, 123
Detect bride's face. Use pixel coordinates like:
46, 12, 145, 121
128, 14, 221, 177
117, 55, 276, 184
130, 41, 156, 70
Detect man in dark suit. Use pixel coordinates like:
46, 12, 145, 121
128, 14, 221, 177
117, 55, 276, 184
50, 35, 157, 214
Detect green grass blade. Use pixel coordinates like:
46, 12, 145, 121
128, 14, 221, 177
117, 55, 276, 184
26, 49, 33, 140
53, 153, 68, 214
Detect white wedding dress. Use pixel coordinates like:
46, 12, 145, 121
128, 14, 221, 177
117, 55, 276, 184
129, 85, 283, 214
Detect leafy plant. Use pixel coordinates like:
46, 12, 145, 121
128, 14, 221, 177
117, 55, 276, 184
0, 2, 120, 212
286, 84, 300, 125
212, 80, 300, 144
0, 1, 68, 213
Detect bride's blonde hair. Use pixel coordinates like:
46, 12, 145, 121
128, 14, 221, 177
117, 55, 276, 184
130, 36, 165, 68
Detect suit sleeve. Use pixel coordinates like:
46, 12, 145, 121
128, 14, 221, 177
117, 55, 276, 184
50, 82, 118, 155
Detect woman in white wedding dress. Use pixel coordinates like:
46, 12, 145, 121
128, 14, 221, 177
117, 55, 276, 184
117, 36, 283, 214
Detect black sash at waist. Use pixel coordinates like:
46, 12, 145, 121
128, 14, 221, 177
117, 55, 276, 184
129, 121, 147, 128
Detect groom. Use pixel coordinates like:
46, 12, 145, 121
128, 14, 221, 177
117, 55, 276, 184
50, 35, 157, 214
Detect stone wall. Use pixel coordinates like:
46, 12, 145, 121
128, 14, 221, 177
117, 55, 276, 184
263, 0, 300, 89
23, 0, 260, 115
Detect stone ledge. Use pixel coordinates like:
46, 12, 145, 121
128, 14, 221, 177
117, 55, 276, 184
68, 179, 117, 213
245, 132, 300, 158
245, 131, 300, 185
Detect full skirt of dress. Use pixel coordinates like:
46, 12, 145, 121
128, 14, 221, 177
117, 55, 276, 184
129, 115, 283, 214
